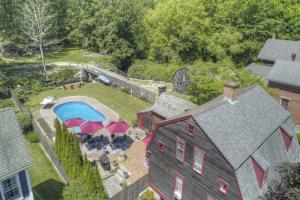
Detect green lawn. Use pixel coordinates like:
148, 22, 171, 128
0, 48, 114, 68
28, 142, 65, 200
26, 83, 151, 124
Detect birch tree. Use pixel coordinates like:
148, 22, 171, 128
21, 0, 56, 80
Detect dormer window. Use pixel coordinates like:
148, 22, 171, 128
187, 123, 195, 136
217, 179, 230, 196
251, 157, 267, 188
280, 128, 292, 151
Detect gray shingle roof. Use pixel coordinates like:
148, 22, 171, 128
267, 60, 300, 88
193, 86, 291, 169
140, 93, 199, 118
246, 62, 272, 79
236, 117, 300, 200
258, 38, 300, 62
0, 108, 33, 178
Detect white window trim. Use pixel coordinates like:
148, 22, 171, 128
0, 173, 23, 200
280, 96, 291, 109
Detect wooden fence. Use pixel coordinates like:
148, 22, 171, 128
10, 89, 69, 183
110, 175, 148, 200
32, 119, 69, 183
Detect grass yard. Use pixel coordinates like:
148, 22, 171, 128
26, 83, 151, 124
0, 48, 114, 68
28, 142, 65, 200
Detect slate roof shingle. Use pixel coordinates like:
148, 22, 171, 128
139, 93, 199, 119
193, 86, 291, 169
267, 60, 300, 88
0, 108, 33, 178
246, 62, 272, 79
258, 38, 300, 62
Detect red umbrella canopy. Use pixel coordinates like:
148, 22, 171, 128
80, 121, 104, 135
106, 121, 130, 134
64, 118, 85, 128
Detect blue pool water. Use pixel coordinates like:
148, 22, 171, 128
54, 102, 106, 122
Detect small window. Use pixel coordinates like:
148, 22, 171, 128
280, 97, 290, 110
217, 179, 230, 196
2, 176, 20, 200
157, 140, 165, 152
187, 123, 195, 136
176, 137, 186, 162
206, 195, 214, 200
193, 147, 205, 175
280, 128, 292, 151
174, 174, 184, 200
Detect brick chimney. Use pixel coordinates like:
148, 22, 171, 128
291, 53, 296, 61
224, 82, 240, 103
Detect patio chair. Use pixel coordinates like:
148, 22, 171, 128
111, 143, 118, 150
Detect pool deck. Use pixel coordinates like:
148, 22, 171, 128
39, 96, 120, 133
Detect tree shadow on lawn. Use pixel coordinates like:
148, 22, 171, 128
33, 178, 65, 200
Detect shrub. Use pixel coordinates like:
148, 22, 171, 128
128, 59, 181, 82
16, 112, 32, 133
143, 189, 154, 200
26, 132, 39, 143
0, 99, 14, 109
131, 119, 138, 127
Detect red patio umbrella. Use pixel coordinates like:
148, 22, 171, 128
106, 121, 130, 136
64, 118, 85, 128
80, 121, 104, 135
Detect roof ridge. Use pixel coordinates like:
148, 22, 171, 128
192, 84, 259, 117
0, 107, 13, 112
234, 116, 291, 171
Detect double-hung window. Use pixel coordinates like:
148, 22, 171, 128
174, 174, 183, 200
176, 138, 185, 162
280, 97, 290, 110
2, 176, 20, 200
193, 147, 205, 174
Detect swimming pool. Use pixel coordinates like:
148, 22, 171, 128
54, 102, 106, 122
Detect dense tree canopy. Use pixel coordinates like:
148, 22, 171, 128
187, 59, 266, 104
1, 0, 299, 69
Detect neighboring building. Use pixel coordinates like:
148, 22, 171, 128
246, 38, 300, 129
0, 108, 34, 200
173, 67, 190, 94
137, 93, 199, 133
147, 83, 300, 200
267, 60, 300, 127
245, 63, 272, 80
257, 38, 300, 63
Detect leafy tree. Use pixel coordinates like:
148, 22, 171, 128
94, 0, 147, 71
187, 60, 266, 104
20, 0, 60, 80
54, 118, 62, 160
63, 178, 107, 200
262, 163, 300, 200
145, 0, 210, 63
